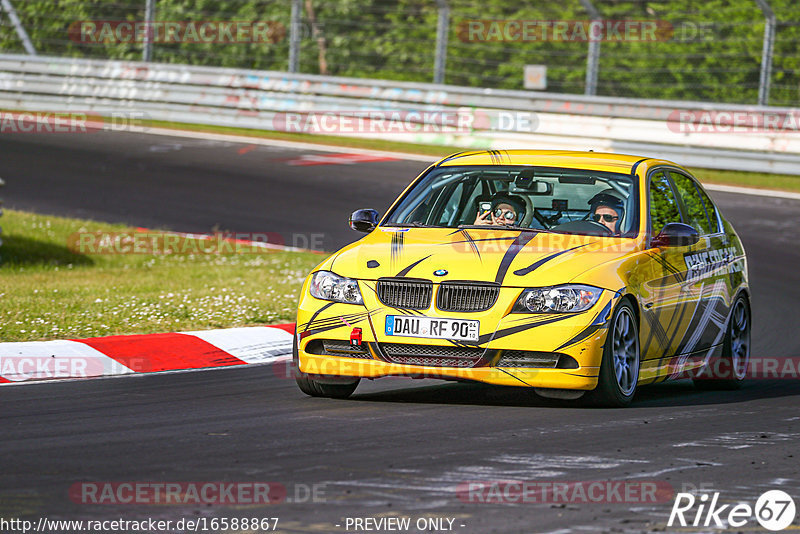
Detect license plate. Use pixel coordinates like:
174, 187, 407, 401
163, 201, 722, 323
385, 315, 479, 342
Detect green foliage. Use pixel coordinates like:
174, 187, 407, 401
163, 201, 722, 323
0, 0, 796, 104
649, 172, 681, 234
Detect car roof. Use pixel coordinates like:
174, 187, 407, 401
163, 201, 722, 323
434, 150, 675, 174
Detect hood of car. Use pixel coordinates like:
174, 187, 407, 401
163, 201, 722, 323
329, 227, 639, 287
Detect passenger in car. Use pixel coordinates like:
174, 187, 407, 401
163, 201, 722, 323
473, 193, 526, 227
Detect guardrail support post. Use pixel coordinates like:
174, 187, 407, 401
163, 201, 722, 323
433, 0, 449, 84
289, 0, 302, 73
754, 0, 776, 106
579, 0, 600, 96
0, 0, 36, 56
142, 0, 155, 62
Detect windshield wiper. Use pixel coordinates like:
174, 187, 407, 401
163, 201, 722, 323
457, 224, 550, 232
383, 222, 441, 228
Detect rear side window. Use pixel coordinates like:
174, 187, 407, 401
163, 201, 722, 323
669, 172, 713, 235
649, 172, 681, 235
693, 183, 721, 234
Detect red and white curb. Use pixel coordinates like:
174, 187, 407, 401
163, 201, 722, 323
0, 324, 295, 384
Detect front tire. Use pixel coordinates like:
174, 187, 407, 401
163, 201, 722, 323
586, 300, 640, 407
293, 336, 360, 399
693, 295, 750, 390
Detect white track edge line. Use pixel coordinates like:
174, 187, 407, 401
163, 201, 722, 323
141, 126, 800, 201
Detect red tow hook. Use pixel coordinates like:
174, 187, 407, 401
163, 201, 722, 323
350, 327, 363, 346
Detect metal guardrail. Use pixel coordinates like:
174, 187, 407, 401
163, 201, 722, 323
1, 53, 799, 175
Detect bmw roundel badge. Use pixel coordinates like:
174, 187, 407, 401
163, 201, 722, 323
433, 269, 448, 276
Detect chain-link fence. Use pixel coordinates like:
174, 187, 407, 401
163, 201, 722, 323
0, 0, 797, 106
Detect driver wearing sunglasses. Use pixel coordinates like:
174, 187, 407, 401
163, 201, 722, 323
588, 189, 625, 235
473, 193, 526, 227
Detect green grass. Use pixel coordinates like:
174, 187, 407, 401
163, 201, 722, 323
145, 118, 800, 193
689, 168, 800, 193
0, 210, 324, 342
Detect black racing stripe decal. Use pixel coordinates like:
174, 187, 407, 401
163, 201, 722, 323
496, 367, 533, 386
446, 339, 474, 348
396, 255, 432, 277
391, 307, 425, 316
494, 232, 538, 285
555, 325, 602, 352
648, 288, 688, 368
630, 158, 649, 176
641, 309, 669, 359
513, 243, 591, 277
660, 294, 693, 360
595, 300, 614, 324
303, 314, 373, 337
673, 294, 706, 356
437, 150, 482, 166
443, 229, 492, 259
437, 151, 469, 165
649, 251, 684, 281
640, 283, 671, 359
390, 231, 405, 265
301, 310, 372, 332
654, 296, 692, 371
475, 313, 575, 345
299, 302, 335, 332
459, 229, 481, 260
446, 236, 518, 245
553, 300, 613, 351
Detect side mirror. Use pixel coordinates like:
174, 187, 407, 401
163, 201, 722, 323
652, 222, 699, 247
349, 209, 379, 233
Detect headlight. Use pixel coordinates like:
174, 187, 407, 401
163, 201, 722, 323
309, 271, 363, 305
512, 285, 602, 313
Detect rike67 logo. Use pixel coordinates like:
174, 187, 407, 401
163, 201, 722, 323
668, 490, 796, 531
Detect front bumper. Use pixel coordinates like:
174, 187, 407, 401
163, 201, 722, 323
299, 352, 599, 389
295, 286, 618, 391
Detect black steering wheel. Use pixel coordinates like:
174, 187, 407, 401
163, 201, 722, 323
550, 219, 613, 236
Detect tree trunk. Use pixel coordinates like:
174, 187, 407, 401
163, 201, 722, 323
304, 0, 328, 75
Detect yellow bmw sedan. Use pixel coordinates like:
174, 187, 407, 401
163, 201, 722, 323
293, 150, 750, 406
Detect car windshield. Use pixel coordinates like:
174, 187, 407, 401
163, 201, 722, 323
383, 165, 639, 237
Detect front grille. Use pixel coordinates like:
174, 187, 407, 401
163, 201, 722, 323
380, 343, 485, 368
377, 278, 432, 310
437, 282, 500, 312
496, 350, 560, 368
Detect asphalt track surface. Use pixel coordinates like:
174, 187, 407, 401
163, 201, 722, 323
2, 131, 800, 533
